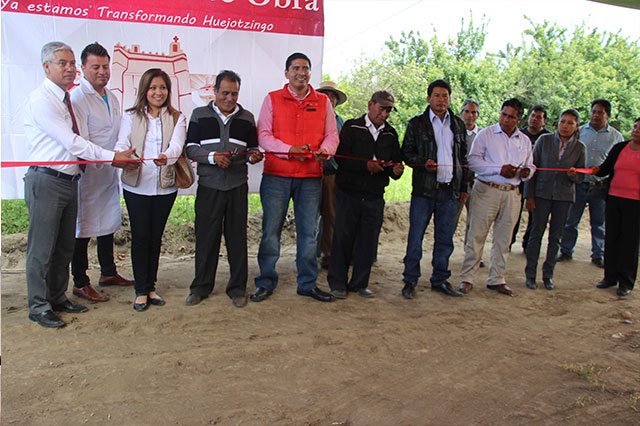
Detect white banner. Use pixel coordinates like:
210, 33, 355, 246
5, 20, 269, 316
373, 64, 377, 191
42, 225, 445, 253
1, 0, 325, 199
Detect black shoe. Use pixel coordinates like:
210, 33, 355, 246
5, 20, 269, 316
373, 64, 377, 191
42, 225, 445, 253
596, 280, 616, 289
231, 295, 248, 308
556, 252, 572, 262
149, 295, 165, 306
526, 278, 537, 289
250, 287, 273, 302
28, 310, 65, 328
402, 282, 415, 299
543, 278, 555, 290
133, 301, 148, 312
297, 287, 334, 302
431, 282, 463, 297
616, 287, 632, 297
591, 258, 604, 268
349, 288, 374, 298
331, 289, 347, 299
51, 299, 88, 313
185, 294, 204, 306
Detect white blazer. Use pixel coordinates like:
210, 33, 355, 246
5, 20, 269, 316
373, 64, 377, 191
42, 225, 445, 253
71, 77, 122, 238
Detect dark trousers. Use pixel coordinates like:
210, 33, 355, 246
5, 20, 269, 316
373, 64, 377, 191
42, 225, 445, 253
604, 195, 640, 290
327, 189, 384, 291
189, 184, 248, 299
524, 198, 572, 280
72, 234, 117, 287
123, 190, 176, 296
319, 174, 337, 257
24, 168, 78, 315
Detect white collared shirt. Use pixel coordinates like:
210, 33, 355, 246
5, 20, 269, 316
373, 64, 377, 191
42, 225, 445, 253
206, 104, 240, 164
364, 113, 385, 141
24, 78, 115, 175
469, 123, 536, 185
212, 103, 240, 125
429, 109, 454, 183
115, 110, 187, 196
466, 124, 479, 137
364, 114, 385, 161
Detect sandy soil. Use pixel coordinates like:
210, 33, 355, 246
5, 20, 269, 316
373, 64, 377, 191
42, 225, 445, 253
1, 202, 639, 425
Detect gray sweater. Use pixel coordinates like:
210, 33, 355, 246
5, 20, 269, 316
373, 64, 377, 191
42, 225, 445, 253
524, 132, 586, 202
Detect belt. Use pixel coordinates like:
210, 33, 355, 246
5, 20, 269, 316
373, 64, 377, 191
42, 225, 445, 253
478, 179, 517, 191
586, 181, 604, 186
435, 181, 452, 190
30, 166, 80, 181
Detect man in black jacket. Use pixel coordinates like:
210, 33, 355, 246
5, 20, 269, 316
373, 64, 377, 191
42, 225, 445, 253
184, 70, 263, 308
327, 91, 404, 299
401, 80, 470, 299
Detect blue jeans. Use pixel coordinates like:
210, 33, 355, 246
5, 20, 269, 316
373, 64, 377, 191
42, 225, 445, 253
255, 174, 321, 292
559, 183, 606, 259
402, 190, 458, 286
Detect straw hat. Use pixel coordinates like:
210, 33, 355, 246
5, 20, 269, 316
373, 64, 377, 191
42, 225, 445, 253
317, 81, 347, 106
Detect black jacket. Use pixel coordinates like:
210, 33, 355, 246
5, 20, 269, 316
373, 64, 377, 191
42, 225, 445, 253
402, 106, 470, 199
595, 140, 631, 191
335, 115, 403, 198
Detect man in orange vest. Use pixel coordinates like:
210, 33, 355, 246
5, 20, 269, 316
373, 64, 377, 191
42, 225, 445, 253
251, 52, 339, 303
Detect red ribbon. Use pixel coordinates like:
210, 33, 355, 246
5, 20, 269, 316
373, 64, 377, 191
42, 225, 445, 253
1, 151, 594, 174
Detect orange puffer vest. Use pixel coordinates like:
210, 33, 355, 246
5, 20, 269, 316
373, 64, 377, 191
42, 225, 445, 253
263, 85, 327, 177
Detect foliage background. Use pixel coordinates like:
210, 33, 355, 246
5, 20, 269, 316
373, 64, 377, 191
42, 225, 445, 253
330, 16, 640, 141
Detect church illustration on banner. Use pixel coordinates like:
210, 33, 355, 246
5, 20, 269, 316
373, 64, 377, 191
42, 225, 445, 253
109, 37, 217, 117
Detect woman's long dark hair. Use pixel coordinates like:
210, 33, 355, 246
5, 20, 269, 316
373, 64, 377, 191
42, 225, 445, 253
126, 68, 177, 118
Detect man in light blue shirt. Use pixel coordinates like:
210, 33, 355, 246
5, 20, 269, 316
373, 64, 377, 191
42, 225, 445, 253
557, 99, 623, 267
459, 98, 535, 297
401, 80, 470, 299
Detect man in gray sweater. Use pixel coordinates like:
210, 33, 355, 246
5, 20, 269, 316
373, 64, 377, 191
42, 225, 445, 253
184, 70, 264, 308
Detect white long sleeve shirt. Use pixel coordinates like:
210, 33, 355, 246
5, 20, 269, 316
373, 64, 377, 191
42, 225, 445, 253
469, 123, 536, 186
24, 78, 115, 175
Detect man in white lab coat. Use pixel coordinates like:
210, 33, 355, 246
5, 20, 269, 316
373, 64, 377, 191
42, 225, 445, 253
71, 42, 134, 302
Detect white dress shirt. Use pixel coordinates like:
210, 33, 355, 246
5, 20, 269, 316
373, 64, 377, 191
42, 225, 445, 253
429, 109, 454, 183
364, 114, 386, 161
207, 104, 241, 164
24, 78, 115, 175
469, 123, 536, 186
115, 110, 187, 196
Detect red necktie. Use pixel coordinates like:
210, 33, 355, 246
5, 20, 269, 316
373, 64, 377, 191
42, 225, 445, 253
64, 92, 85, 172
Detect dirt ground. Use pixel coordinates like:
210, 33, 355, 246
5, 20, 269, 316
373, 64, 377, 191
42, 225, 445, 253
1, 202, 639, 425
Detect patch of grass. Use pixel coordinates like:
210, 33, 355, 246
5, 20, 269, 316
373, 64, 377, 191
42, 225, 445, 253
1, 177, 412, 235
1, 199, 29, 235
167, 195, 196, 227
566, 363, 596, 383
384, 167, 412, 202
248, 194, 261, 215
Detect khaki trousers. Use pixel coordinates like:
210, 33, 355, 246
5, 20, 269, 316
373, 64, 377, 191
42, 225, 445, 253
460, 181, 521, 286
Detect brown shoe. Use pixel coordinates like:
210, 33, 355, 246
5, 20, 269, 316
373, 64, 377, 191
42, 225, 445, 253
487, 284, 513, 296
459, 281, 473, 294
99, 273, 134, 286
73, 284, 109, 302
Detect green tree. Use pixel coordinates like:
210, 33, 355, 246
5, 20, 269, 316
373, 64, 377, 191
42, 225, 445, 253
327, 15, 640, 138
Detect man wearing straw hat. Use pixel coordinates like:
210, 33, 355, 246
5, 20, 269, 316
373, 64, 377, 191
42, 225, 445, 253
316, 80, 347, 269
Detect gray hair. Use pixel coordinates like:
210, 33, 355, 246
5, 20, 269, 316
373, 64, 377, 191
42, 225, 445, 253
41, 41, 73, 65
460, 99, 479, 115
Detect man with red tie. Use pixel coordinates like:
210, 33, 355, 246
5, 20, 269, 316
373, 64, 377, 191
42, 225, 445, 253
23, 41, 138, 328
